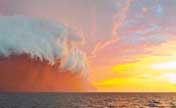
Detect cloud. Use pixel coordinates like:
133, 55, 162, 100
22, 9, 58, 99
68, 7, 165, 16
91, 0, 133, 57
0, 15, 87, 74
63, 49, 88, 74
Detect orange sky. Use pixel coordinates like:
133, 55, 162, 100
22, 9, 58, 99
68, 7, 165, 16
90, 39, 176, 92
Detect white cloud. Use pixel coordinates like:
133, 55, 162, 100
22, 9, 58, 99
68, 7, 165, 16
0, 15, 87, 74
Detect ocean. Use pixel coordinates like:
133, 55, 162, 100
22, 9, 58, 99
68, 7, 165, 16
0, 93, 175, 108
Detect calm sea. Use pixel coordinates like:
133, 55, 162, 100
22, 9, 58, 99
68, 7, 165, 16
0, 93, 175, 108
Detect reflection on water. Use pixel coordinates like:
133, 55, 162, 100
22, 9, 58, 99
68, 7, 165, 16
0, 93, 176, 108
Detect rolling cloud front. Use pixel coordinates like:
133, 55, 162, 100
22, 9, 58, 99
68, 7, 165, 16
0, 16, 91, 92
0, 16, 87, 74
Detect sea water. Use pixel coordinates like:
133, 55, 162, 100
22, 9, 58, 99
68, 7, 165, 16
0, 93, 175, 108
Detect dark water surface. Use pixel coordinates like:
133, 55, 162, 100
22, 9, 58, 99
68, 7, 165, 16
0, 93, 176, 108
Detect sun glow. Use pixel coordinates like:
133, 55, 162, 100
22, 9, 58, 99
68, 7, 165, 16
95, 53, 176, 91
151, 61, 176, 69
161, 73, 176, 84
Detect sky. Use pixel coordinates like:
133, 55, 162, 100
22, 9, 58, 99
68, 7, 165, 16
0, 0, 176, 92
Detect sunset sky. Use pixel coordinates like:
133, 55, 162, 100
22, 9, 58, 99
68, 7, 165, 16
0, 0, 176, 92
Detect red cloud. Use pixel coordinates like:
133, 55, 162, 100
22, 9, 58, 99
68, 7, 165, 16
0, 54, 94, 92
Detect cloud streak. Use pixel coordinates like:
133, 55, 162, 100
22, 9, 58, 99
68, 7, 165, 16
92, 0, 133, 57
